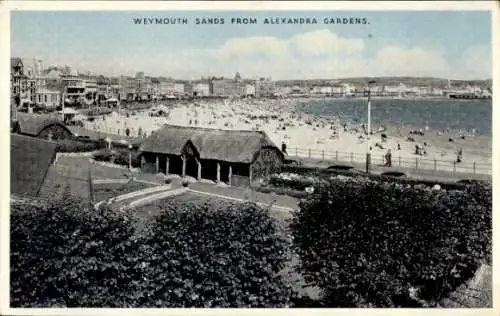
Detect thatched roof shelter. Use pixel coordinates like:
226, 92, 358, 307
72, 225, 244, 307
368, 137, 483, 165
11, 134, 58, 197
15, 112, 71, 137
139, 124, 282, 163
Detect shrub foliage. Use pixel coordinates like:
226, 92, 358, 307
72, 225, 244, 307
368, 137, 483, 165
137, 200, 295, 307
269, 175, 316, 191
11, 177, 490, 307
280, 165, 468, 191
55, 139, 106, 153
10, 197, 141, 307
92, 149, 141, 168
10, 197, 294, 307
291, 179, 492, 307
253, 185, 309, 199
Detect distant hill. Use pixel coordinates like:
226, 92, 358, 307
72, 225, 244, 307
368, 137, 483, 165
276, 77, 492, 89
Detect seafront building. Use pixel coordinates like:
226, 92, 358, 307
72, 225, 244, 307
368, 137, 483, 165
83, 77, 98, 105
62, 75, 86, 105
10, 56, 493, 111
310, 83, 352, 97
35, 89, 62, 108
10, 58, 29, 107
192, 81, 211, 97
211, 79, 247, 97
255, 78, 276, 97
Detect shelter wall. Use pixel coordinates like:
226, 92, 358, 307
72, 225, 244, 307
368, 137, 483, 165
230, 175, 250, 187
140, 152, 159, 174
250, 147, 283, 181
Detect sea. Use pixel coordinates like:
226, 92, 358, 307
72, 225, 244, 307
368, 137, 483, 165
295, 98, 492, 136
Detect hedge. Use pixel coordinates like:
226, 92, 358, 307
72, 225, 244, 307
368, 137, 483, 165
113, 150, 141, 168
463, 182, 492, 264
280, 164, 468, 191
253, 185, 310, 199
92, 149, 141, 168
55, 139, 107, 153
137, 200, 295, 307
10, 196, 142, 307
269, 175, 316, 191
291, 179, 492, 307
11, 197, 295, 307
92, 149, 113, 162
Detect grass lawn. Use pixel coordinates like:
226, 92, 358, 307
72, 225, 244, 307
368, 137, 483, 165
39, 166, 91, 200
40, 153, 165, 201
56, 156, 133, 180
189, 182, 300, 210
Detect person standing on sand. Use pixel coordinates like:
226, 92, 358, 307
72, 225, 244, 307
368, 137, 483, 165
281, 141, 288, 156
457, 148, 463, 163
385, 149, 392, 167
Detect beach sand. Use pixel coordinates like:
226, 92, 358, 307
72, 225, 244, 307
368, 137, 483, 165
83, 98, 492, 175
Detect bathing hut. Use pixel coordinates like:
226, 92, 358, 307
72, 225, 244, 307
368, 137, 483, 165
139, 124, 284, 186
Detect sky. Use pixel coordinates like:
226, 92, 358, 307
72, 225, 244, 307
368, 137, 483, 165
10, 11, 493, 80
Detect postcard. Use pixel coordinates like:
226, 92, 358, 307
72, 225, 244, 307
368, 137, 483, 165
1, 1, 497, 315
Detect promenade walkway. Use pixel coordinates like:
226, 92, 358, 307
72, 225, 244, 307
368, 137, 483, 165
287, 155, 492, 182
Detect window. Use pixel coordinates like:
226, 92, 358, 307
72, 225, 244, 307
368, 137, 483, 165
44, 95, 48, 103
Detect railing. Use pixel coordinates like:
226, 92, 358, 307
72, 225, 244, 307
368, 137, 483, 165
288, 146, 491, 176
74, 125, 492, 176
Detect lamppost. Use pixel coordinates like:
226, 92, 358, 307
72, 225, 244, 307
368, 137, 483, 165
128, 144, 133, 170
365, 80, 376, 174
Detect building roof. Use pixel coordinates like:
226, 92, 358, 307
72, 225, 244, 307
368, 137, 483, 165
139, 124, 282, 163
11, 57, 22, 68
11, 134, 58, 197
16, 112, 71, 137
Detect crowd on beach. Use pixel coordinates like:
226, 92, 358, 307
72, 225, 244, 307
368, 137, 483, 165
81, 97, 490, 171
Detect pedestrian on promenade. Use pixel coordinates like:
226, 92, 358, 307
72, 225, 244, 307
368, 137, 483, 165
281, 141, 288, 155
457, 148, 463, 163
385, 149, 392, 167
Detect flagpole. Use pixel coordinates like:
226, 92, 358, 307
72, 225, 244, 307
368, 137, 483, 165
367, 91, 371, 153
366, 80, 376, 174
